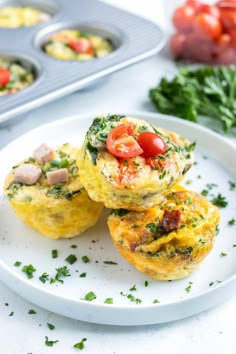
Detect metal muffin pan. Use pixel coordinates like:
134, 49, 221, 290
0, 0, 165, 124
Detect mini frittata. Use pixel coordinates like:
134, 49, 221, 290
0, 58, 35, 96
44, 29, 113, 61
0, 6, 50, 28
4, 144, 103, 239
107, 186, 220, 280
77, 114, 195, 211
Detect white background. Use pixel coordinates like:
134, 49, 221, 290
1, 1, 236, 353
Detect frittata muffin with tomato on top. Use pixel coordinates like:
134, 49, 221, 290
107, 185, 220, 280
0, 58, 35, 96
44, 29, 113, 61
77, 114, 195, 211
4, 143, 103, 239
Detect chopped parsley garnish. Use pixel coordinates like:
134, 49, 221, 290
84, 291, 96, 301
228, 218, 236, 225
145, 281, 149, 287
120, 291, 142, 304
65, 254, 77, 265
153, 299, 160, 304
9, 311, 14, 316
81, 255, 89, 263
45, 336, 59, 347
129, 284, 137, 291
104, 298, 113, 304
211, 194, 228, 208
22, 264, 36, 279
229, 181, 236, 190
220, 252, 227, 257
110, 209, 130, 217
50, 266, 70, 284
14, 261, 21, 267
201, 189, 208, 196
28, 309, 36, 314
47, 323, 55, 330
39, 272, 49, 284
103, 260, 117, 265
71, 244, 77, 248
79, 272, 86, 278
146, 222, 163, 234
86, 142, 98, 165
74, 338, 87, 350
51, 249, 58, 259
185, 281, 193, 293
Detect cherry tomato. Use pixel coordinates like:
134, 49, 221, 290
186, 0, 203, 11
172, 5, 196, 32
197, 4, 220, 18
169, 33, 186, 58
217, 0, 236, 9
220, 8, 236, 31
194, 13, 222, 39
217, 46, 236, 64
229, 27, 236, 43
183, 32, 214, 63
69, 38, 93, 54
0, 67, 10, 87
137, 132, 167, 157
106, 124, 143, 158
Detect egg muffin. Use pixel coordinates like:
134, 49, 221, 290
3, 143, 103, 239
107, 186, 220, 280
0, 6, 50, 28
77, 114, 195, 211
0, 58, 35, 96
44, 29, 113, 61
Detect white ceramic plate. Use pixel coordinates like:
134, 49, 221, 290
1, 112, 236, 326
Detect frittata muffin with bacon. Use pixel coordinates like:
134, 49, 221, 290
4, 143, 103, 239
77, 114, 195, 211
107, 186, 220, 280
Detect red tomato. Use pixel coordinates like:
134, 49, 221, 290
137, 132, 167, 157
229, 27, 236, 43
106, 124, 143, 158
169, 33, 186, 58
197, 4, 220, 18
0, 67, 10, 87
186, 0, 203, 10
172, 5, 196, 32
220, 8, 236, 31
194, 13, 222, 39
217, 0, 236, 9
217, 46, 236, 64
69, 38, 93, 54
183, 32, 215, 62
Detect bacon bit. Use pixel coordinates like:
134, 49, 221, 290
162, 209, 181, 232
145, 156, 166, 170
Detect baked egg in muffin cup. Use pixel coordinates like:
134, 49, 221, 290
0, 6, 50, 28
107, 186, 220, 280
0, 57, 35, 95
44, 29, 113, 61
77, 114, 195, 211
3, 143, 103, 239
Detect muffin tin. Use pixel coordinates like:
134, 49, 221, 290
0, 0, 164, 124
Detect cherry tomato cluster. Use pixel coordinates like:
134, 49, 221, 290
106, 123, 167, 159
170, 0, 236, 64
69, 38, 94, 55
0, 67, 11, 88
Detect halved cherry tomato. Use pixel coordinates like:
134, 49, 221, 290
194, 13, 222, 39
69, 38, 93, 54
172, 5, 196, 32
106, 124, 143, 158
0, 67, 10, 87
197, 4, 220, 18
169, 33, 187, 58
219, 8, 236, 30
137, 132, 167, 157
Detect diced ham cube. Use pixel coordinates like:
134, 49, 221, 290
33, 143, 54, 163
13, 164, 41, 185
46, 168, 68, 185
162, 209, 181, 232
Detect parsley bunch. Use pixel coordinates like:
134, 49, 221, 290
149, 66, 236, 132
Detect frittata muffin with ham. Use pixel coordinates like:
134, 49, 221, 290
4, 143, 103, 239
77, 114, 195, 211
107, 186, 220, 280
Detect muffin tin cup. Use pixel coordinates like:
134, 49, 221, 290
0, 0, 165, 124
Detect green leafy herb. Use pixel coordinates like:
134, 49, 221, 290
129, 284, 137, 291
145, 281, 149, 287
103, 260, 117, 265
149, 66, 236, 132
220, 252, 227, 257
84, 291, 96, 301
104, 298, 113, 304
50, 266, 70, 284
28, 309, 36, 314
110, 209, 130, 217
229, 181, 236, 190
211, 194, 228, 208
81, 255, 89, 263
52, 249, 58, 258
185, 281, 193, 293
45, 336, 59, 347
228, 218, 236, 225
39, 272, 49, 283
80, 272, 86, 278
14, 261, 21, 267
47, 323, 55, 330
22, 264, 36, 279
74, 338, 87, 350
153, 299, 160, 304
65, 254, 77, 265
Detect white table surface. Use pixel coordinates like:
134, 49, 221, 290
1, 1, 236, 353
